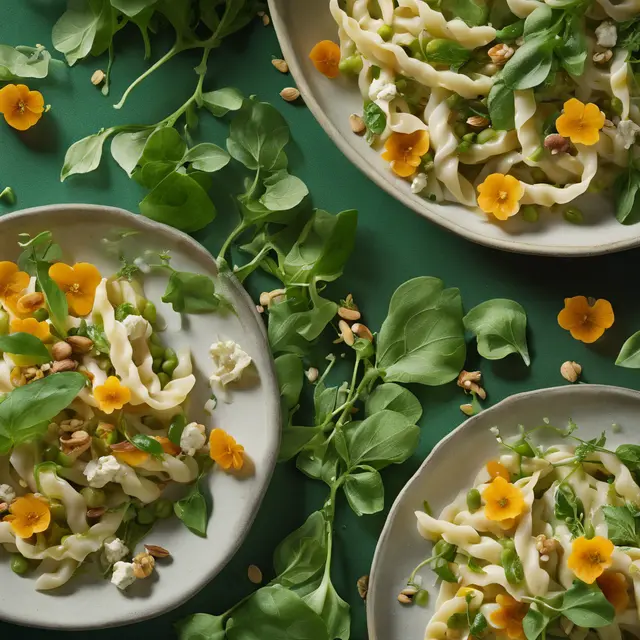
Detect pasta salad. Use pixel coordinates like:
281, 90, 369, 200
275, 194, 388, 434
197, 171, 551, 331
319, 0, 640, 223
406, 423, 640, 640
0, 232, 251, 592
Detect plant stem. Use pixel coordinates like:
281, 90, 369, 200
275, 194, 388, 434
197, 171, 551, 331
218, 222, 248, 261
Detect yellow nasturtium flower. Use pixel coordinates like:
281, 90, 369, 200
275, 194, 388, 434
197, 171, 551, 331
476, 173, 524, 220
483, 476, 525, 522
0, 84, 45, 131
381, 130, 430, 178
49, 262, 101, 317
567, 536, 614, 584
4, 494, 51, 538
556, 98, 605, 146
557, 296, 614, 344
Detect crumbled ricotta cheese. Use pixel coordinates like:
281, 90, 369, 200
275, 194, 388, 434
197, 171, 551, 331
595, 21, 617, 48
104, 538, 129, 564
0, 484, 16, 504
111, 561, 136, 590
411, 173, 428, 194
616, 119, 640, 150
180, 422, 206, 456
84, 455, 124, 488
369, 77, 397, 103
209, 341, 252, 387
122, 314, 152, 340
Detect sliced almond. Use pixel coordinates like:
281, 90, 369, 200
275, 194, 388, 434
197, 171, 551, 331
280, 87, 300, 102
144, 544, 170, 558
272, 58, 289, 74
338, 307, 361, 321
338, 320, 355, 346
352, 323, 373, 342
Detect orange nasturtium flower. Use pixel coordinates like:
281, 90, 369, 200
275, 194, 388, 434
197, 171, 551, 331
4, 494, 51, 538
557, 296, 614, 344
113, 436, 180, 466
0, 84, 45, 131
556, 98, 605, 146
94, 377, 131, 415
489, 594, 528, 640
567, 536, 614, 584
309, 40, 342, 78
381, 130, 430, 178
597, 571, 630, 612
477, 173, 524, 220
49, 262, 101, 316
483, 476, 525, 522
0, 261, 29, 303
10, 317, 51, 341
487, 460, 510, 481
209, 428, 245, 471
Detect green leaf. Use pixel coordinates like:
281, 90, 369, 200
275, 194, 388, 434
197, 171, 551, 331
441, 0, 488, 26
0, 45, 52, 81
303, 577, 350, 640
174, 478, 208, 537
168, 414, 187, 447
279, 426, 320, 462
140, 127, 187, 166
36, 260, 68, 338
131, 433, 164, 458
364, 382, 422, 423
110, 129, 153, 176
614, 166, 640, 224
602, 505, 639, 546
501, 35, 554, 89
259, 172, 309, 212
424, 39, 473, 70
61, 131, 111, 181
467, 557, 486, 574
0, 372, 86, 453
376, 277, 466, 386
463, 299, 530, 366
496, 20, 525, 42
226, 585, 330, 640
110, 0, 157, 17
523, 604, 556, 640
296, 438, 340, 487
140, 171, 216, 232
227, 98, 290, 172
554, 483, 585, 537
363, 101, 387, 136
343, 465, 384, 516
523, 5, 553, 39
17, 231, 62, 275
162, 271, 226, 314
434, 557, 457, 582
183, 143, 230, 173
488, 80, 515, 130
560, 580, 615, 628
470, 612, 488, 637
176, 613, 226, 640
557, 14, 587, 76
202, 87, 244, 117
76, 322, 110, 354
616, 444, 640, 471
0, 333, 50, 362
52, 0, 104, 65
501, 547, 524, 584
275, 354, 304, 412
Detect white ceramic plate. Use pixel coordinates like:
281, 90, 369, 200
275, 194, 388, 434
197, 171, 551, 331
0, 204, 280, 630
367, 384, 640, 640
268, 0, 640, 257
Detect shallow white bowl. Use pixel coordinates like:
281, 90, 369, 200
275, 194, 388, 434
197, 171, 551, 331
268, 0, 640, 257
0, 204, 280, 630
367, 384, 640, 640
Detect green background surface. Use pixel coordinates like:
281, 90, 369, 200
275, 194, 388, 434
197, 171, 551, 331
2, 2, 640, 639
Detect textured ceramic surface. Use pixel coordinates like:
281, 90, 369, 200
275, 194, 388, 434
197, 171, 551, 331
0, 205, 280, 630
367, 385, 640, 640
268, 0, 640, 257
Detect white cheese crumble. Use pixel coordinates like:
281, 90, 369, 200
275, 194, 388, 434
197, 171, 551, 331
84, 455, 125, 488
369, 77, 397, 103
122, 314, 152, 340
411, 173, 428, 194
595, 22, 617, 48
104, 538, 129, 564
209, 341, 252, 387
616, 119, 640, 149
111, 561, 136, 590
0, 483, 16, 504
180, 422, 206, 456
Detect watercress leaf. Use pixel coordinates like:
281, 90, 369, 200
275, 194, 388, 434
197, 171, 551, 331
110, 0, 157, 17
434, 557, 457, 582
343, 465, 384, 516
501, 547, 524, 584
227, 98, 290, 171
365, 382, 422, 423
133, 161, 176, 190
176, 613, 226, 640
35, 260, 68, 337
140, 127, 187, 166
259, 172, 309, 212
442, 0, 488, 26
614, 166, 640, 224
227, 585, 330, 640
90, 1, 118, 57
174, 479, 208, 536
110, 129, 154, 176
275, 353, 304, 412
162, 271, 225, 314
279, 426, 321, 462
140, 171, 216, 232
496, 20, 525, 42
376, 277, 466, 385
560, 580, 615, 628
61, 130, 111, 181
463, 298, 530, 365
616, 444, 640, 470
156, 0, 195, 36
182, 143, 230, 173
616, 331, 640, 367
0, 45, 52, 81
523, 5, 553, 39
467, 557, 486, 574
214, 0, 258, 40
557, 14, 587, 76
303, 578, 350, 640
470, 612, 488, 637
424, 39, 472, 70
80, 324, 110, 354
602, 505, 639, 546
52, 0, 103, 65
131, 433, 164, 458
201, 87, 244, 117
554, 483, 585, 537
296, 437, 340, 486
501, 35, 554, 89
0, 333, 50, 362
488, 80, 515, 130
523, 604, 555, 640
314, 382, 340, 425
363, 101, 387, 136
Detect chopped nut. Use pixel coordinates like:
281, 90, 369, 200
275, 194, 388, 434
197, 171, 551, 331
16, 292, 44, 314
259, 292, 270, 307
247, 564, 263, 584
280, 87, 300, 102
338, 306, 361, 321
59, 418, 85, 432
338, 319, 355, 346
91, 69, 105, 86
352, 323, 373, 342
87, 507, 106, 519
592, 50, 613, 64
51, 359, 78, 373
52, 341, 73, 361
272, 58, 289, 74
24, 366, 45, 382
10, 366, 26, 387
132, 551, 156, 579
256, 305, 265, 314
487, 43, 514, 66
560, 361, 582, 383
261, 13, 270, 26
460, 403, 474, 416
66, 335, 94, 354
260, 289, 286, 308
397, 586, 418, 604
535, 534, 559, 555
466, 115, 490, 128
305, 367, 319, 383
357, 574, 369, 599
110, 440, 137, 453
144, 544, 170, 558
0, 502, 8, 513
603, 119, 615, 128
60, 429, 91, 456
397, 593, 413, 604
457, 370, 486, 399
349, 113, 366, 135
544, 133, 571, 155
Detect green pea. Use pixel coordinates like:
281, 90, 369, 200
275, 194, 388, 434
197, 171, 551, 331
50, 502, 66, 522
142, 301, 157, 324
10, 554, 29, 575
150, 343, 165, 359
466, 488, 482, 512
370, 65, 381, 80
453, 122, 467, 138
162, 359, 178, 376
527, 146, 544, 163
513, 440, 535, 457
150, 332, 162, 346
476, 128, 498, 144
611, 97, 623, 116
43, 445, 59, 462
462, 132, 477, 143
115, 303, 138, 322
136, 505, 156, 525
0, 310, 9, 336
152, 357, 163, 373
377, 24, 394, 41
563, 207, 583, 225
445, 93, 462, 109
521, 205, 539, 223
408, 38, 422, 57
414, 589, 429, 607
456, 140, 472, 154
157, 372, 170, 389
338, 55, 363, 74
80, 487, 106, 508
56, 451, 74, 468
33, 308, 49, 322
154, 498, 173, 519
